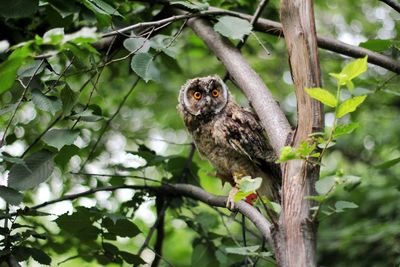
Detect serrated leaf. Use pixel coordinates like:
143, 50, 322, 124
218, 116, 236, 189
31, 89, 62, 115
335, 200, 358, 211
150, 35, 179, 58
42, 129, 79, 150
17, 60, 45, 77
375, 157, 400, 169
123, 37, 150, 53
8, 150, 55, 191
305, 88, 337, 107
315, 176, 336, 195
0, 186, 23, 205
239, 176, 262, 193
0, 0, 39, 18
333, 122, 360, 138
60, 85, 77, 116
130, 53, 160, 82
359, 39, 392, 52
214, 16, 252, 41
225, 245, 260, 255
336, 95, 367, 118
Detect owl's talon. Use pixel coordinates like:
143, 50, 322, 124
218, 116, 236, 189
226, 187, 239, 210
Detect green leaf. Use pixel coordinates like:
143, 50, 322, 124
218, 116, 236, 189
54, 144, 80, 168
238, 176, 262, 193
333, 122, 360, 138
329, 56, 368, 86
170, 1, 209, 11
359, 39, 392, 52
130, 53, 160, 82
43, 28, 64, 44
305, 195, 327, 202
196, 212, 219, 229
335, 200, 358, 211
119, 251, 145, 265
60, 85, 78, 116
8, 150, 55, 191
42, 129, 79, 150
83, 0, 122, 17
30, 248, 51, 265
0, 46, 31, 95
336, 95, 367, 118
191, 244, 212, 266
31, 89, 62, 115
150, 35, 179, 58
123, 37, 150, 53
105, 219, 141, 237
305, 88, 337, 107
0, 186, 23, 205
225, 245, 260, 256
0, 103, 18, 116
343, 175, 362, 191
296, 141, 317, 157
276, 146, 298, 163
375, 157, 400, 169
0, 0, 39, 18
214, 16, 252, 41
48, 0, 80, 18
315, 176, 336, 195
17, 60, 45, 77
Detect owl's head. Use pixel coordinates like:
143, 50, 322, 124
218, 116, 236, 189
179, 75, 229, 116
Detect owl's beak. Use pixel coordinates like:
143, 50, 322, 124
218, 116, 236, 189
205, 96, 211, 104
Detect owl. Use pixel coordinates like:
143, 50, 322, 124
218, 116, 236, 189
178, 75, 281, 208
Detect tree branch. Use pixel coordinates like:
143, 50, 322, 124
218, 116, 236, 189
379, 0, 400, 13
206, 6, 400, 74
275, 0, 323, 266
2, 183, 272, 244
177, 10, 292, 155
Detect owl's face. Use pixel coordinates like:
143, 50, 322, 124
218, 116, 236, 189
179, 75, 229, 116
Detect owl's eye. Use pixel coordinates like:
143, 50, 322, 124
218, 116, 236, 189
193, 91, 202, 100
211, 89, 219, 97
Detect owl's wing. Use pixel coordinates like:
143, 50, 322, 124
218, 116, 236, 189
213, 106, 281, 180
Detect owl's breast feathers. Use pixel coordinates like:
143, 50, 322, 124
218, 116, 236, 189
180, 100, 281, 199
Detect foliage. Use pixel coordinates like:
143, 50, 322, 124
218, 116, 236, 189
0, 0, 399, 266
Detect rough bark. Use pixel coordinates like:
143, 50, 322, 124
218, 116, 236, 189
274, 0, 323, 266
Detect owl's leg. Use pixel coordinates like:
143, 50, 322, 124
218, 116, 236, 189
226, 186, 239, 210
226, 170, 246, 209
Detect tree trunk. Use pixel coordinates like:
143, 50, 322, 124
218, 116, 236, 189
273, 0, 323, 266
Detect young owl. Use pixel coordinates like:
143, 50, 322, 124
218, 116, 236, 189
178, 75, 281, 208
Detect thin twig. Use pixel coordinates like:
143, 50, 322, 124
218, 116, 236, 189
70, 172, 164, 185
78, 77, 140, 171
0, 59, 45, 148
137, 199, 168, 257
21, 115, 62, 158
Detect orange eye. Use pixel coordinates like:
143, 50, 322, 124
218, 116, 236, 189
212, 89, 219, 97
193, 91, 202, 100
